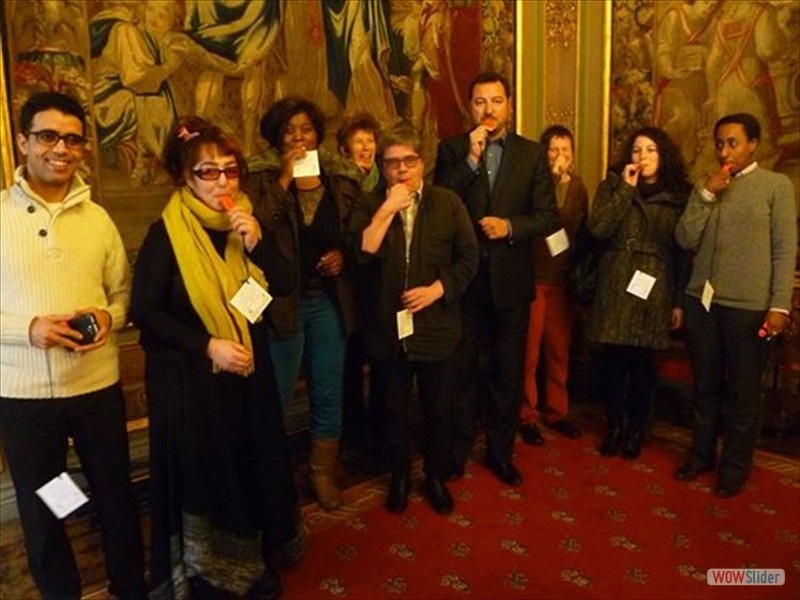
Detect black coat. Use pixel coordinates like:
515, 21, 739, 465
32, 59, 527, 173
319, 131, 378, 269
131, 220, 297, 591
347, 184, 478, 362
434, 132, 558, 309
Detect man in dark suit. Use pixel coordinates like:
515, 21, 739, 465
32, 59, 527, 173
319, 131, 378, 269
434, 72, 558, 485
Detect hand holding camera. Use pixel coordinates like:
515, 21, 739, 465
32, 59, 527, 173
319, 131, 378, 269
29, 309, 111, 351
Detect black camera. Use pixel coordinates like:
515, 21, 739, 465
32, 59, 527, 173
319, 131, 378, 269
68, 313, 100, 345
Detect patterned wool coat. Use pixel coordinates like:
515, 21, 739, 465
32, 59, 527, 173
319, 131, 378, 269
586, 171, 687, 350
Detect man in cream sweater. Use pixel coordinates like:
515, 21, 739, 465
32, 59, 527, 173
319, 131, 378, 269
0, 92, 145, 598
674, 113, 797, 499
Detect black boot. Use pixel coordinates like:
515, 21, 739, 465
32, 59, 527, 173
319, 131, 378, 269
599, 425, 624, 457
385, 470, 411, 513
621, 428, 644, 460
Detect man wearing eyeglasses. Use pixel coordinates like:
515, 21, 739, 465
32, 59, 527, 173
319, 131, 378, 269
0, 92, 146, 599
348, 123, 478, 515
435, 72, 558, 486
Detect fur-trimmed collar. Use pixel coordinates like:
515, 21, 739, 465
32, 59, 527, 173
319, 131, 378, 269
247, 146, 363, 183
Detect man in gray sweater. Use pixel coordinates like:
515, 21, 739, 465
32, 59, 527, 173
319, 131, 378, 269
674, 113, 797, 499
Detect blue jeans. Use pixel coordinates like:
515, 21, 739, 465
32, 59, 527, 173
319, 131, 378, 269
269, 294, 347, 440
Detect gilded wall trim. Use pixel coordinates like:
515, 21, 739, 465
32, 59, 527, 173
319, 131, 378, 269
545, 0, 577, 49
0, 37, 15, 188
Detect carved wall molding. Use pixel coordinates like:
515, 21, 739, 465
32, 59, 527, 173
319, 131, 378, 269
545, 0, 577, 49
545, 105, 576, 130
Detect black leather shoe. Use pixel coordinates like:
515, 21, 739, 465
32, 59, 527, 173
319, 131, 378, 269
598, 426, 624, 457
424, 478, 454, 514
385, 471, 411, 513
486, 458, 523, 486
674, 462, 714, 482
548, 420, 582, 439
620, 428, 644, 460
714, 479, 744, 499
519, 423, 544, 446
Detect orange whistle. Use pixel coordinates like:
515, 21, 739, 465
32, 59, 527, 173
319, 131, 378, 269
721, 164, 733, 174
220, 195, 235, 212
482, 116, 498, 131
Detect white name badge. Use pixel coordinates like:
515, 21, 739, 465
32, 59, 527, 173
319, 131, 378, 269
701, 279, 714, 312
545, 228, 570, 257
626, 269, 657, 300
293, 149, 321, 178
230, 277, 272, 324
396, 309, 414, 340
36, 472, 89, 519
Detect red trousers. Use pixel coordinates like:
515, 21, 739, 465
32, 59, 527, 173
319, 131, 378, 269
520, 284, 575, 424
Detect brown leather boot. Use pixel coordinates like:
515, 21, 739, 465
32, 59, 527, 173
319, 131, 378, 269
309, 438, 343, 510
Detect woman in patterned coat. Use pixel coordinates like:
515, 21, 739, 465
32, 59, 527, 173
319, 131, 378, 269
588, 126, 691, 459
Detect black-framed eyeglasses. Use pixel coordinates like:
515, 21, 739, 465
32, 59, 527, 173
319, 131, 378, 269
382, 155, 420, 170
192, 166, 242, 181
28, 129, 86, 149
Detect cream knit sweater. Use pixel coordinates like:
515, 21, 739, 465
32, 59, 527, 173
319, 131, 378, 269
0, 167, 131, 398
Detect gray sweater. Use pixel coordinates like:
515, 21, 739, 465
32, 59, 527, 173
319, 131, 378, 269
675, 166, 796, 311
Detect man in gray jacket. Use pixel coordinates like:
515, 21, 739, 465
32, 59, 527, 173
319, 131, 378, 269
674, 113, 797, 498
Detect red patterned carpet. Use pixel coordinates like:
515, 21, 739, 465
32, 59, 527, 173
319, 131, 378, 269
283, 423, 800, 599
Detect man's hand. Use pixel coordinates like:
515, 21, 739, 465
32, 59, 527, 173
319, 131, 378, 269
763, 310, 790, 338
207, 338, 254, 375
703, 165, 732, 196
317, 248, 344, 277
401, 281, 444, 314
29, 313, 82, 350
72, 309, 112, 352
478, 216, 509, 240
468, 125, 489, 163
29, 308, 111, 352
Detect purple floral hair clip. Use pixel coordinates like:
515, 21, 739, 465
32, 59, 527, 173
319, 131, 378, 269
177, 126, 200, 142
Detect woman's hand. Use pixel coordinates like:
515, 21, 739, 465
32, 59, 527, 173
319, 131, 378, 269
623, 163, 641, 187
279, 146, 307, 190
207, 338, 254, 375
317, 248, 344, 277
383, 183, 414, 215
552, 155, 571, 181
229, 208, 262, 252
669, 307, 684, 331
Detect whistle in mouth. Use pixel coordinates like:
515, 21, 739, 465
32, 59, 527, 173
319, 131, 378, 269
482, 116, 498, 131
220, 195, 235, 212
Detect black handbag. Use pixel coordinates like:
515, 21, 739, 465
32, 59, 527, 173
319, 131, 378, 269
566, 223, 606, 306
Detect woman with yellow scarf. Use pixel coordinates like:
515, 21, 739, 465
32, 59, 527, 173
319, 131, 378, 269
132, 117, 297, 600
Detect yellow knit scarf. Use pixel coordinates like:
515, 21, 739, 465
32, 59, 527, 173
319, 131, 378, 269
162, 187, 268, 374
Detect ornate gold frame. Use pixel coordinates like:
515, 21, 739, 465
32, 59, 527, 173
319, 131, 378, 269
0, 33, 16, 188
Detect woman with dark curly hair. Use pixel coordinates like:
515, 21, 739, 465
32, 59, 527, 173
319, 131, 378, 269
588, 126, 691, 460
245, 98, 363, 511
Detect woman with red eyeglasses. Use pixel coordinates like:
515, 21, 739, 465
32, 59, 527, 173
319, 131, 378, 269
132, 116, 300, 599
